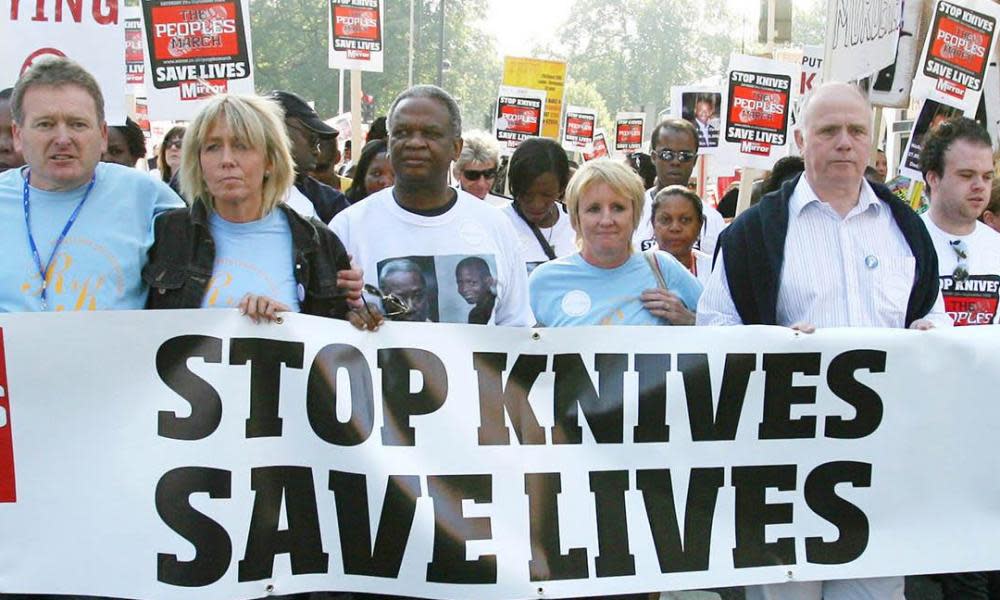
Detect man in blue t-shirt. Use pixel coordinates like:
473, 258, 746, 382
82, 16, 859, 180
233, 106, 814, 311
0, 56, 183, 313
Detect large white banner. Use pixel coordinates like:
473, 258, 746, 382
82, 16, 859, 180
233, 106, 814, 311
0, 0, 127, 125
823, 0, 903, 82
2, 311, 1000, 599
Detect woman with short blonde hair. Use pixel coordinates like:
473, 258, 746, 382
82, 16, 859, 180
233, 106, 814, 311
528, 160, 702, 326
179, 94, 294, 214
145, 94, 368, 325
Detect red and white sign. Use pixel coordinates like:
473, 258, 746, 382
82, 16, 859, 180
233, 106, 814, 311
125, 7, 144, 88
0, 0, 126, 125
613, 111, 645, 154
913, 0, 1000, 113
583, 129, 610, 161
0, 328, 13, 504
141, 0, 255, 120
494, 86, 546, 155
942, 275, 1000, 326
328, 0, 385, 73
561, 105, 597, 153
719, 54, 798, 170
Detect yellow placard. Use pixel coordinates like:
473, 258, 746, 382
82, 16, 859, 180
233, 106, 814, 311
502, 56, 567, 140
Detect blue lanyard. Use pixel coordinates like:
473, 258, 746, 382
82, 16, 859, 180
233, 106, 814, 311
22, 170, 97, 310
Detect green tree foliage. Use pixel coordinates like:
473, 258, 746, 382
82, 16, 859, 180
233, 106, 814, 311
250, 0, 501, 127
563, 78, 613, 134
541, 0, 743, 115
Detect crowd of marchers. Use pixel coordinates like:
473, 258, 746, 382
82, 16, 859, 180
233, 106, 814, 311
0, 55, 999, 600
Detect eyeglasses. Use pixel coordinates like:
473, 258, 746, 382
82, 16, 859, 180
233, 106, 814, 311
462, 168, 497, 181
164, 139, 183, 150
950, 239, 969, 281
652, 149, 696, 163
363, 284, 412, 317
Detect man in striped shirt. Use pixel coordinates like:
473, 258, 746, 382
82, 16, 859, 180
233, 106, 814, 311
697, 82, 950, 599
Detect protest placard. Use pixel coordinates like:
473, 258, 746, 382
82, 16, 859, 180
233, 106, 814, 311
125, 6, 145, 89
614, 112, 645, 154
869, 0, 926, 108
800, 45, 824, 97
502, 57, 567, 140
141, 0, 255, 120
911, 0, 1000, 113
494, 86, 546, 155
823, 0, 903, 82
3, 312, 1000, 599
898, 96, 973, 180
135, 96, 151, 138
672, 86, 722, 155
562, 106, 597, 153
583, 129, 610, 161
981, 45, 999, 149
718, 54, 798, 170
0, 0, 126, 125
327, 0, 385, 73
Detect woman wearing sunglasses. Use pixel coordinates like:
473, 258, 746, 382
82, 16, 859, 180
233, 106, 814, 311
453, 130, 508, 206
154, 125, 186, 194
502, 137, 577, 273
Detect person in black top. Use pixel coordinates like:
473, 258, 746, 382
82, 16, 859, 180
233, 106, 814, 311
267, 90, 350, 223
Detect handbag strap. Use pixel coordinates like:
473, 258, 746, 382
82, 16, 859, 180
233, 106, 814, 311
643, 249, 668, 290
512, 201, 557, 261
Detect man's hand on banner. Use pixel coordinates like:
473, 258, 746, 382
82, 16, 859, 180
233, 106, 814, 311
909, 319, 935, 331
338, 255, 365, 309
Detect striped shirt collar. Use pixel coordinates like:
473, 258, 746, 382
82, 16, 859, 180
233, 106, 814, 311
789, 175, 882, 221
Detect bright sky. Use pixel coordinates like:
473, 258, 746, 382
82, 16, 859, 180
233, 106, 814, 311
486, 0, 796, 59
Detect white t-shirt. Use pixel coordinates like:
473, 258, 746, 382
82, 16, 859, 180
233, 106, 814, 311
692, 249, 713, 286
282, 185, 318, 220
922, 212, 1000, 326
632, 186, 726, 256
330, 187, 533, 326
499, 202, 577, 274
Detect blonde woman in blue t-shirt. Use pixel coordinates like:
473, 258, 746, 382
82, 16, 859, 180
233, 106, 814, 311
528, 160, 702, 327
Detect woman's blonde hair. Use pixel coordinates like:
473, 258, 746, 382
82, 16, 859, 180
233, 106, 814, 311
180, 94, 294, 215
564, 159, 646, 245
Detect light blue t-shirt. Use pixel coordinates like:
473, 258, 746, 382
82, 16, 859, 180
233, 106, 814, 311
204, 209, 301, 312
528, 251, 703, 326
0, 162, 184, 312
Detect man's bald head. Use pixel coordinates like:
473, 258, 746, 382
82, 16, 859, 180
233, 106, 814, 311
794, 82, 874, 201
798, 82, 870, 132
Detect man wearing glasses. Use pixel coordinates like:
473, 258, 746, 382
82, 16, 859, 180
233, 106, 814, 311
919, 117, 999, 330
632, 118, 726, 255
453, 130, 508, 207
268, 90, 350, 224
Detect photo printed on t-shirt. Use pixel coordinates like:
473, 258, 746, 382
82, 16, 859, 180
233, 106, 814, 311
376, 254, 498, 324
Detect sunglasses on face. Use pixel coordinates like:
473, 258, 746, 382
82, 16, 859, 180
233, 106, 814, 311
462, 168, 497, 181
363, 284, 412, 317
652, 149, 696, 163
950, 239, 969, 281
164, 139, 183, 150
